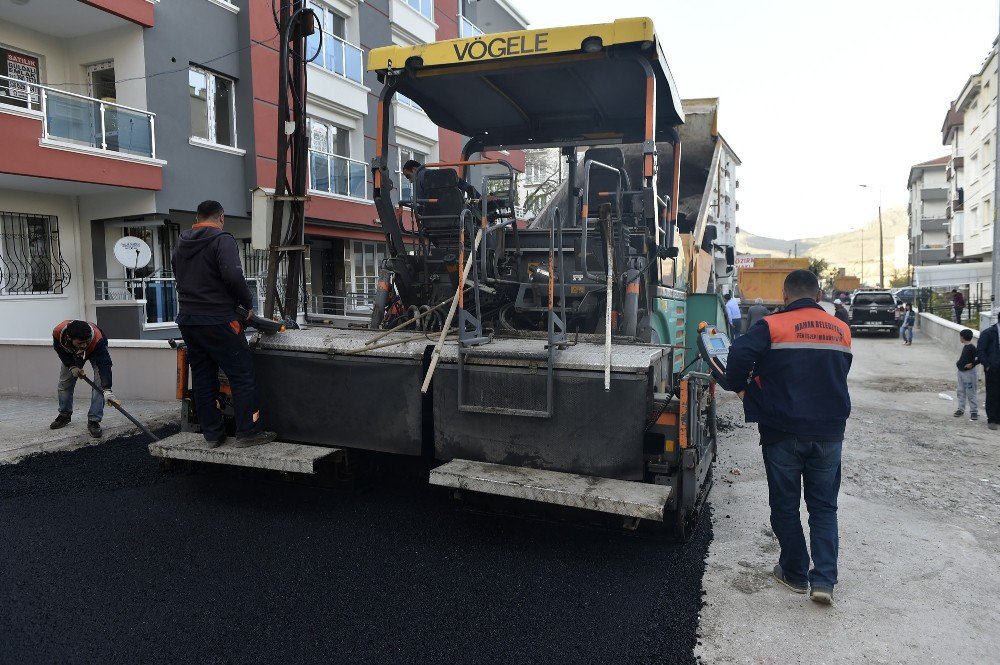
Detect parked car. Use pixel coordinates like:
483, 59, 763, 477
849, 290, 899, 336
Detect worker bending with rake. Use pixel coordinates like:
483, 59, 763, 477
172, 200, 275, 449
725, 269, 852, 606
50, 320, 117, 439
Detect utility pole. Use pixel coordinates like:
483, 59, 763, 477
860, 184, 883, 287
993, 8, 1000, 312
264, 2, 314, 321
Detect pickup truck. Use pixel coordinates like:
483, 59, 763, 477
849, 290, 899, 336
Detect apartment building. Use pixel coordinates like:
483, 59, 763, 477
907, 156, 950, 267
952, 41, 997, 264
0, 0, 161, 338
941, 102, 966, 260
0, 0, 527, 339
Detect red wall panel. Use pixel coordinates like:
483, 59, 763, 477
0, 113, 161, 190
78, 0, 153, 28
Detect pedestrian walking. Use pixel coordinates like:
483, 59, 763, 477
900, 303, 915, 346
955, 329, 979, 421
746, 297, 770, 330
172, 200, 276, 448
725, 269, 851, 605
724, 293, 742, 339
832, 298, 850, 325
50, 320, 117, 438
977, 314, 1000, 430
952, 289, 965, 324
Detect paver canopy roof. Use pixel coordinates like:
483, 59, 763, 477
368, 17, 685, 149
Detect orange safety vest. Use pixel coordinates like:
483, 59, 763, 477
52, 320, 104, 358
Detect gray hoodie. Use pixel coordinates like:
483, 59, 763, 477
171, 225, 252, 322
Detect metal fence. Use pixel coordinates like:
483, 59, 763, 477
0, 211, 71, 295
309, 292, 374, 318
94, 277, 265, 326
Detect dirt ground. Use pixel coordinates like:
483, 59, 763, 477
697, 330, 1000, 664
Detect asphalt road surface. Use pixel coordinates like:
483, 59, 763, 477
0, 429, 710, 664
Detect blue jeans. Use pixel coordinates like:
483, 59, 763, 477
901, 324, 913, 343
761, 437, 842, 590
57, 361, 104, 423
730, 320, 742, 339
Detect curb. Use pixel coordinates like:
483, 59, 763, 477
0, 414, 175, 465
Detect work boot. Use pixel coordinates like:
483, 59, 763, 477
771, 565, 808, 594
971, 413, 979, 421
810, 586, 834, 605
203, 434, 226, 449
953, 409, 964, 417
87, 421, 102, 438
50, 414, 71, 430
990, 423, 999, 431
234, 430, 277, 448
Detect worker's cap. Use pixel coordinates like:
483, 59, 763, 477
833, 298, 842, 305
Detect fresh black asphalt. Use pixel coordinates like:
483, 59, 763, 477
0, 428, 711, 664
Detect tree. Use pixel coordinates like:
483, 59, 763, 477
520, 149, 563, 215
807, 257, 829, 278
889, 269, 910, 288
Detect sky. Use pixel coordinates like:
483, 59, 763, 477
508, 0, 1000, 240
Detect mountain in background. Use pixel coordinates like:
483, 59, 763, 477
738, 207, 910, 284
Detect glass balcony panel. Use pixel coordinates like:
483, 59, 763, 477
311, 152, 331, 192
344, 42, 363, 83
45, 91, 100, 149
348, 160, 366, 198
108, 107, 154, 157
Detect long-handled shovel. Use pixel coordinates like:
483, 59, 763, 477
78, 373, 160, 442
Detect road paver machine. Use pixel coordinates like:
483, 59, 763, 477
153, 17, 730, 539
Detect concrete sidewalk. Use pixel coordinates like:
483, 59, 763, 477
0, 395, 176, 464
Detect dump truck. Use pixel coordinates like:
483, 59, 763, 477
151, 17, 738, 539
834, 275, 861, 295
736, 257, 810, 310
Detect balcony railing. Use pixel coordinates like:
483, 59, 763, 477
310, 150, 368, 199
397, 93, 423, 112
0, 74, 156, 158
307, 32, 363, 84
310, 292, 375, 318
404, 0, 433, 20
460, 16, 485, 38
94, 277, 263, 326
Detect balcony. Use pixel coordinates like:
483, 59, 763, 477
918, 247, 950, 264
309, 150, 368, 200
920, 187, 948, 202
310, 292, 375, 320
0, 75, 162, 191
460, 16, 485, 38
390, 0, 437, 44
3, 0, 153, 38
920, 217, 947, 232
307, 32, 363, 85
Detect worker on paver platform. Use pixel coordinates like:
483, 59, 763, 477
50, 320, 116, 439
724, 269, 852, 606
171, 200, 276, 449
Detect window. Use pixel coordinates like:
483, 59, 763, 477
189, 66, 236, 147
398, 145, 427, 202
348, 240, 387, 310
0, 212, 70, 295
405, 0, 433, 20
308, 117, 366, 198
306, 2, 363, 83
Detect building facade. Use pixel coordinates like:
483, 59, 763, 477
952, 41, 997, 263
907, 157, 950, 267
941, 102, 966, 260
0, 0, 527, 339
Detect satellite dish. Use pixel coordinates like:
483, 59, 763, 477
113, 236, 152, 269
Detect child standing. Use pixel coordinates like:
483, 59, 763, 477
956, 328, 979, 420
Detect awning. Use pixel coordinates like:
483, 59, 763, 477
367, 18, 684, 149
914, 262, 992, 287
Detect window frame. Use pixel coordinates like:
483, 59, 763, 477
189, 65, 238, 149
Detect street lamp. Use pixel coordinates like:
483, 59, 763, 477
860, 184, 884, 288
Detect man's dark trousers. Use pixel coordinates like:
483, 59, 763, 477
179, 322, 261, 440
762, 437, 842, 590
986, 368, 1000, 424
